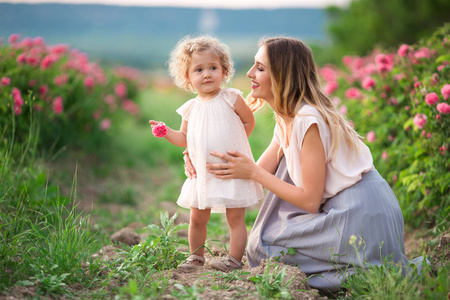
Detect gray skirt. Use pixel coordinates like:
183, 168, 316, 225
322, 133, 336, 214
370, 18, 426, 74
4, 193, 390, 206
247, 156, 409, 292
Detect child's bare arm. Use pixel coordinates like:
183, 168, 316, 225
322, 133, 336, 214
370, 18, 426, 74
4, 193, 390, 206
234, 94, 255, 138
149, 119, 188, 147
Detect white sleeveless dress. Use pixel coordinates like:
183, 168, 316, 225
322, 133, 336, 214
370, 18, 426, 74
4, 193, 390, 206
176, 88, 264, 213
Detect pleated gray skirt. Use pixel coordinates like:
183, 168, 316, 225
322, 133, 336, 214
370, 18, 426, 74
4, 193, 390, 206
247, 156, 409, 292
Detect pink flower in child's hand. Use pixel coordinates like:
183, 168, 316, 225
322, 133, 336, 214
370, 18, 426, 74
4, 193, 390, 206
413, 113, 427, 129
441, 84, 450, 100
397, 44, 409, 57
424, 92, 439, 105
366, 131, 376, 143
152, 123, 167, 138
362, 76, 375, 90
52, 96, 63, 115
437, 102, 450, 114
1, 77, 11, 86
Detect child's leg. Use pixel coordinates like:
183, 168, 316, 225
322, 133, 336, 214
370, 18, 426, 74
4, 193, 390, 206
225, 207, 247, 262
189, 207, 211, 258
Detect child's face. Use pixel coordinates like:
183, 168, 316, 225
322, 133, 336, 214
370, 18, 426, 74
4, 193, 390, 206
186, 51, 225, 96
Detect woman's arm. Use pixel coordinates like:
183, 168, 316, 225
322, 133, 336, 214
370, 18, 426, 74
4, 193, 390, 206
256, 139, 282, 175
149, 119, 188, 147
234, 94, 255, 138
208, 124, 326, 213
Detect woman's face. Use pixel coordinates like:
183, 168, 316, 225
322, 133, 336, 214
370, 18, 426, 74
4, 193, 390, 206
246, 46, 274, 104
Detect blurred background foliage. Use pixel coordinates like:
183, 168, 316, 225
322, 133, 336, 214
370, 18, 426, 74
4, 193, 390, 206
318, 0, 450, 65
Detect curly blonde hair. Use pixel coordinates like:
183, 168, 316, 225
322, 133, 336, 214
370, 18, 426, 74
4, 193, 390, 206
168, 35, 234, 92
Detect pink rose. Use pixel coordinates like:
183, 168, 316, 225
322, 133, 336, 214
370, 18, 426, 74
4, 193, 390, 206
54, 74, 69, 86
12, 87, 23, 106
8, 34, 20, 44
397, 44, 409, 57
104, 94, 115, 105
436, 102, 450, 114
152, 123, 168, 138
39, 85, 48, 98
382, 151, 388, 160
114, 82, 127, 98
342, 56, 353, 66
1, 77, 11, 86
84, 76, 94, 89
320, 66, 337, 82
366, 131, 376, 143
122, 99, 139, 115
441, 84, 450, 100
345, 87, 362, 100
414, 47, 432, 59
425, 92, 439, 105
413, 113, 427, 129
52, 96, 64, 115
40, 54, 57, 70
339, 105, 348, 115
50, 44, 69, 55
362, 76, 375, 90
33, 36, 44, 46
17, 53, 27, 64
440, 145, 447, 155
332, 97, 341, 106
100, 118, 111, 131
323, 81, 338, 95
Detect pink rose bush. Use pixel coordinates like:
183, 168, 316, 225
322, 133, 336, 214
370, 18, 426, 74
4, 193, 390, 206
318, 24, 450, 227
0, 33, 145, 148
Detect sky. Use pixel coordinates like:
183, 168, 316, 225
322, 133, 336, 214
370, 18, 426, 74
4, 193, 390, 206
0, 0, 351, 9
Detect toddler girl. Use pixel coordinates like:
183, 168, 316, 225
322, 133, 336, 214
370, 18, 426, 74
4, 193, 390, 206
149, 36, 263, 272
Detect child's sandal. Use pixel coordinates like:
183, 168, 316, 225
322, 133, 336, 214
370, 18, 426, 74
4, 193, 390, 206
210, 254, 243, 272
177, 254, 205, 272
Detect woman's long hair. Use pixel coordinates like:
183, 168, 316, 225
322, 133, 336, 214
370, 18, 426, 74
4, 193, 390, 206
247, 37, 360, 160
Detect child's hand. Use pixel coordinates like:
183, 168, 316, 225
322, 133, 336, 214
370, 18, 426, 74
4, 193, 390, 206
149, 120, 168, 138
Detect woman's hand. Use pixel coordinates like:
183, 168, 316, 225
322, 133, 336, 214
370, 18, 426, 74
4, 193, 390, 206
183, 149, 196, 179
207, 150, 257, 180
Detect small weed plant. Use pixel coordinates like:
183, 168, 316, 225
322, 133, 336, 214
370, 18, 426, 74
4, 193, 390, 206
249, 259, 294, 299
113, 211, 188, 278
